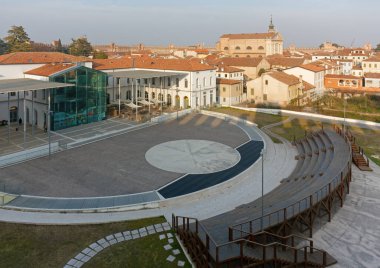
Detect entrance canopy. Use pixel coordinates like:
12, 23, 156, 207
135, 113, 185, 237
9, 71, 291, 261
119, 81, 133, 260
0, 78, 74, 94
107, 70, 183, 79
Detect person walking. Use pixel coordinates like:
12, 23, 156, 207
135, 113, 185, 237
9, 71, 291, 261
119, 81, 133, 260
18, 117, 22, 125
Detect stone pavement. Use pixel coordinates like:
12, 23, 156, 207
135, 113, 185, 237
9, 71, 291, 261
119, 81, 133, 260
312, 160, 380, 268
64, 222, 188, 268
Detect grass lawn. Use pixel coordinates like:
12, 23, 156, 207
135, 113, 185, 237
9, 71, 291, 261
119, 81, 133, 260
208, 107, 287, 128
86, 230, 191, 268
269, 117, 380, 167
0, 216, 189, 268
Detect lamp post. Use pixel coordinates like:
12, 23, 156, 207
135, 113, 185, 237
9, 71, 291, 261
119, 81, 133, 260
261, 149, 264, 231
343, 93, 346, 134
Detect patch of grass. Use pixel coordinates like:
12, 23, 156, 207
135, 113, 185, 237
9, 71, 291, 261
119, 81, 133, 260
86, 230, 191, 268
269, 118, 325, 141
0, 216, 167, 268
208, 107, 287, 128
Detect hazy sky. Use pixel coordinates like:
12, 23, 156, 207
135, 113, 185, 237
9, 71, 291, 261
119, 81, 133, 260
1, 0, 379, 48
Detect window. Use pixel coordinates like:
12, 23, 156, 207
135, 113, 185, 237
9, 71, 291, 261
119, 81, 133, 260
246, 55, 251, 58
144, 79, 148, 84
137, 79, 140, 84
117, 78, 120, 85
126, 91, 131, 100
258, 46, 264, 50
224, 47, 228, 50
210, 77, 212, 85
176, 78, 179, 87
42, 89, 46, 100
167, 77, 171, 86
185, 79, 188, 88
223, 87, 226, 92
246, 46, 252, 50
10, 92, 16, 97
33, 91, 37, 98
152, 78, 156, 85
251, 88, 254, 95
196, 78, 199, 88
265, 80, 268, 85
203, 77, 206, 86
235, 46, 240, 50
369, 64, 372, 68
225, 74, 227, 78
375, 64, 378, 68
263, 94, 267, 101
127, 78, 130, 84
223, 97, 226, 102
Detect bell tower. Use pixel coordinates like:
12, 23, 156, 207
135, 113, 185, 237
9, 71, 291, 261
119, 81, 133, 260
268, 15, 276, 33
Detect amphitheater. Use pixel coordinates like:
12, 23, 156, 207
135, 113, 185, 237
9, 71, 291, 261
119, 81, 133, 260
0, 109, 378, 268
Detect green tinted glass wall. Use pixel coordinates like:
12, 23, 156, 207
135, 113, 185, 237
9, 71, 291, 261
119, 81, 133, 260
49, 66, 107, 130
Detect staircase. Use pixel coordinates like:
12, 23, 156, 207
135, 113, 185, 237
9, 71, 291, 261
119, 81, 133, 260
351, 142, 372, 171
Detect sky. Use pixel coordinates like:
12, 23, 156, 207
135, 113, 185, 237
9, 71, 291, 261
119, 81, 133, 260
0, 0, 379, 48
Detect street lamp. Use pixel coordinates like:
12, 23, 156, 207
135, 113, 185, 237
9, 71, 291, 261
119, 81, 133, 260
343, 93, 346, 134
260, 149, 264, 231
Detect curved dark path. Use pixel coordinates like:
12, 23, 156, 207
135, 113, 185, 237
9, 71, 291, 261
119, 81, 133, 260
158, 140, 264, 198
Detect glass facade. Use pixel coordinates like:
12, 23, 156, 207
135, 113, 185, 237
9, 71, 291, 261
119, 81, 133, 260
49, 66, 107, 131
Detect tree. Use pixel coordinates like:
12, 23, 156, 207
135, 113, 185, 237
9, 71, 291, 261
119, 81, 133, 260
68, 37, 92, 56
258, 68, 266, 77
0, 39, 8, 55
93, 50, 108, 59
4, 25, 31, 52
375, 44, 380, 52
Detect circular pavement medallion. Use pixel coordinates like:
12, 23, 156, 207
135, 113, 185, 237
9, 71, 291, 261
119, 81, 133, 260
145, 140, 241, 174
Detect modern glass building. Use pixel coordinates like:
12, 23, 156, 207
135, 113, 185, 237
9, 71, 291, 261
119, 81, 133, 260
49, 66, 107, 130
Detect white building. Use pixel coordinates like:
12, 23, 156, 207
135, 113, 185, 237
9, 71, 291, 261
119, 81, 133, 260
362, 57, 380, 74
93, 57, 217, 109
364, 73, 380, 88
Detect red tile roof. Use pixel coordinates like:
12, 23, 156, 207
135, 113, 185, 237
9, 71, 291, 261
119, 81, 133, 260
267, 57, 306, 68
93, 57, 215, 72
215, 57, 265, 67
267, 71, 300, 86
364, 73, 380, 79
325, 74, 360, 79
300, 63, 325, 72
0, 52, 89, 65
216, 65, 244, 73
216, 78, 242, 85
24, 63, 75, 77
220, 33, 276, 39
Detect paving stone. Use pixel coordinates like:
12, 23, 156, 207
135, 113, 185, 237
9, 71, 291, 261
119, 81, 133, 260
74, 253, 86, 261
167, 233, 173, 238
105, 235, 115, 241
168, 238, 174, 244
147, 229, 156, 235
97, 238, 106, 245
93, 246, 103, 253
116, 236, 125, 242
146, 225, 155, 231
109, 239, 117, 245
87, 250, 97, 257
162, 222, 171, 228
82, 248, 92, 255
164, 244, 173, 251
154, 223, 162, 229
124, 235, 132, 241
139, 227, 147, 233
178, 260, 185, 267
172, 249, 181, 255
140, 232, 147, 237
68, 259, 77, 265
166, 255, 175, 262
114, 232, 123, 238
159, 234, 166, 240
132, 233, 140, 239
131, 229, 139, 235
101, 241, 111, 248
81, 255, 91, 263
64, 265, 73, 268
122, 231, 131, 237
73, 260, 84, 268
156, 227, 164, 232
163, 225, 171, 231
89, 243, 99, 250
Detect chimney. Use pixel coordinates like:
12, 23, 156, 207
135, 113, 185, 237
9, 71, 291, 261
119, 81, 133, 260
299, 75, 303, 83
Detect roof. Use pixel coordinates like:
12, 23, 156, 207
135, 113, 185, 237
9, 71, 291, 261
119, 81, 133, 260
93, 57, 215, 72
363, 57, 380, 62
300, 63, 325, 72
325, 74, 360, 79
24, 63, 76, 77
107, 70, 183, 79
0, 78, 73, 93
364, 73, 380, 79
220, 33, 276, 39
216, 57, 265, 67
216, 78, 242, 85
267, 57, 305, 68
302, 80, 316, 91
267, 71, 300, 86
0, 52, 89, 65
216, 65, 244, 73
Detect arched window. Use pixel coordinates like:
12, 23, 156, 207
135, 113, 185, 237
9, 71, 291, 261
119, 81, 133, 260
167, 77, 171, 87
151, 92, 155, 100
246, 46, 252, 50
176, 78, 179, 87
167, 94, 172, 106
224, 47, 228, 50
145, 91, 149, 100
258, 46, 264, 50
235, 55, 239, 58
185, 79, 188, 88
137, 90, 141, 98
235, 46, 240, 50
126, 90, 131, 100
246, 55, 251, 58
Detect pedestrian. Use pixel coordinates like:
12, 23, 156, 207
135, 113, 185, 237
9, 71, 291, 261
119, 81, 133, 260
18, 117, 22, 125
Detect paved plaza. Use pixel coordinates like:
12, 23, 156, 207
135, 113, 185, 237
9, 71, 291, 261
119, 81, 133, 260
0, 114, 248, 197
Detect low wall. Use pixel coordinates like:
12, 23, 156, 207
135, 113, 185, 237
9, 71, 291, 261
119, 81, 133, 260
231, 106, 380, 128
150, 108, 193, 123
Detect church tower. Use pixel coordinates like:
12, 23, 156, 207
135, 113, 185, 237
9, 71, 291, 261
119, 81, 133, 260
268, 15, 276, 33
